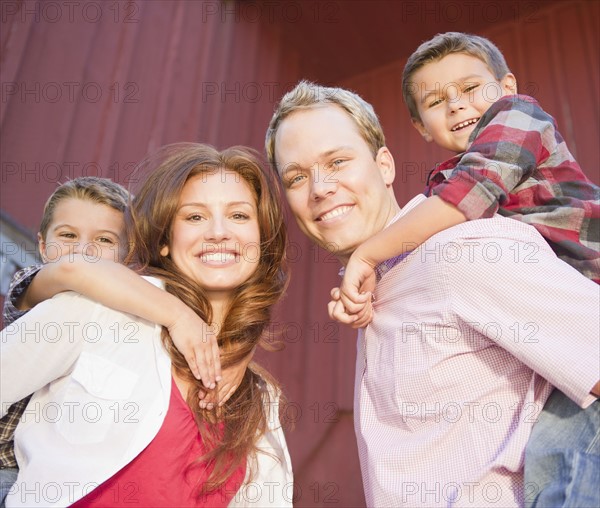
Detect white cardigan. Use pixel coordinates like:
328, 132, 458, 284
0, 277, 292, 507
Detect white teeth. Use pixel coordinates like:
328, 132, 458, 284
451, 118, 479, 131
320, 206, 352, 221
201, 252, 235, 263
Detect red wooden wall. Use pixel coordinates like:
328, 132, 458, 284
1, 1, 598, 507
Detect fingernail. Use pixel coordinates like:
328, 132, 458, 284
215, 376, 222, 382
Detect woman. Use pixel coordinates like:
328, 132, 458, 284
0, 144, 292, 507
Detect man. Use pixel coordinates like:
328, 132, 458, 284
265, 81, 600, 507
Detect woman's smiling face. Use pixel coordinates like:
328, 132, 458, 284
162, 170, 261, 301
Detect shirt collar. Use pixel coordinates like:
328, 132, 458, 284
373, 194, 427, 280
338, 194, 428, 279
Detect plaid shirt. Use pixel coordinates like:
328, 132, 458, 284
426, 94, 600, 282
1, 264, 42, 468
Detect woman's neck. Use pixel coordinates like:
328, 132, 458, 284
207, 296, 229, 332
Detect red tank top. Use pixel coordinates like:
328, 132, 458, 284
72, 377, 246, 507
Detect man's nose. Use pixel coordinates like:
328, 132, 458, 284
310, 165, 337, 200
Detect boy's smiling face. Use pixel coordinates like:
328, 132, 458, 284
410, 53, 517, 153
39, 198, 127, 263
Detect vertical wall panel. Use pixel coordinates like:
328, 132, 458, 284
1, 2, 597, 508
342, 0, 600, 210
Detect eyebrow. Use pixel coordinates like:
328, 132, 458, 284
281, 146, 354, 176
179, 201, 254, 208
52, 224, 121, 236
420, 74, 484, 104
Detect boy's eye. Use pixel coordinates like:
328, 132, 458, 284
59, 232, 76, 239
428, 98, 443, 108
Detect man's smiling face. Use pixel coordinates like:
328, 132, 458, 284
274, 104, 398, 263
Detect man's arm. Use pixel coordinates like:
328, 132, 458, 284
14, 256, 222, 388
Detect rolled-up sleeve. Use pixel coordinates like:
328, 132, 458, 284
1, 292, 90, 416
432, 95, 555, 220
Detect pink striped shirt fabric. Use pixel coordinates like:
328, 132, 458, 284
354, 194, 599, 507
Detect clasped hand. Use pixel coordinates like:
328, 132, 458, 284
328, 251, 376, 329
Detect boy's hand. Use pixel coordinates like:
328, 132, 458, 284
199, 351, 254, 409
330, 251, 376, 328
328, 286, 373, 329
167, 307, 222, 389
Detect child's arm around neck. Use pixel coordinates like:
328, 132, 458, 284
16, 256, 222, 388
334, 196, 466, 325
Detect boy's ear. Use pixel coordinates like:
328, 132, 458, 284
160, 245, 169, 257
37, 232, 47, 262
376, 146, 396, 186
411, 119, 433, 142
501, 73, 517, 95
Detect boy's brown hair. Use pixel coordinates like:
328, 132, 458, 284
402, 32, 511, 121
39, 176, 130, 240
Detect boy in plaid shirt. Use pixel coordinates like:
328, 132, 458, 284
331, 32, 599, 508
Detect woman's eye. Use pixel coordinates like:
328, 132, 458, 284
231, 213, 249, 220
187, 214, 204, 222
288, 173, 306, 186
